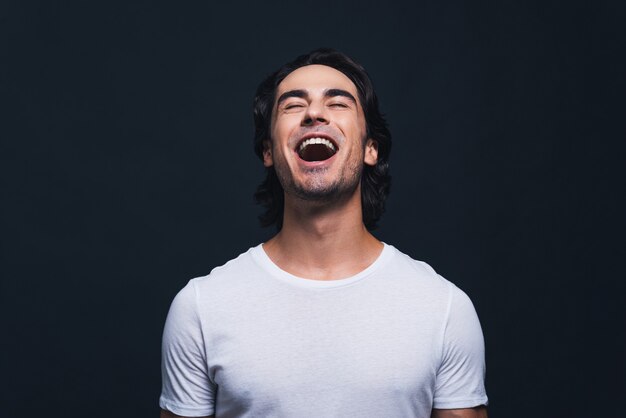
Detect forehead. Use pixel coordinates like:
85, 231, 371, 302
276, 64, 359, 99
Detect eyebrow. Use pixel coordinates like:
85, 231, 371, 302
325, 88, 357, 104
276, 88, 358, 107
276, 89, 307, 107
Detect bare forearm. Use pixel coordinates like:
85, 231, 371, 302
431, 405, 487, 418
160, 409, 214, 418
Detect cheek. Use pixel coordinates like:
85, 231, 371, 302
357, 114, 368, 139
272, 116, 298, 145
339, 113, 367, 140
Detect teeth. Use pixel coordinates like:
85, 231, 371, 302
298, 137, 336, 152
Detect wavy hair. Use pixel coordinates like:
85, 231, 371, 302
253, 48, 392, 230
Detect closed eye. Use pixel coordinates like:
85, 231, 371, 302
283, 103, 306, 111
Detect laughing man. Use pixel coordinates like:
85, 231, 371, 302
159, 48, 488, 418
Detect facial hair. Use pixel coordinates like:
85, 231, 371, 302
274, 149, 364, 204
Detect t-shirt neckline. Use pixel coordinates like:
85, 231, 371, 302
250, 242, 394, 289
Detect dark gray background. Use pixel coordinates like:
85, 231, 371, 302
2, 1, 625, 417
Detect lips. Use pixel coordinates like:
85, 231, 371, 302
295, 134, 338, 162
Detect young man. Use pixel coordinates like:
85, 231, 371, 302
160, 49, 488, 418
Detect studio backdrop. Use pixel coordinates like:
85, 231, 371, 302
2, 1, 624, 417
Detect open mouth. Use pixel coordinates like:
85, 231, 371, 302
297, 137, 338, 162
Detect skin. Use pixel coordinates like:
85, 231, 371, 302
262, 64, 382, 280
431, 406, 488, 418
160, 411, 212, 418
160, 64, 486, 418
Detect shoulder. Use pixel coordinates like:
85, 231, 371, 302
383, 245, 480, 313
385, 245, 454, 293
174, 244, 270, 311
163, 246, 262, 335
190, 245, 260, 288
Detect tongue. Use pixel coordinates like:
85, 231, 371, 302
299, 144, 335, 162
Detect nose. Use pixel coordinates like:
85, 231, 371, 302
302, 102, 328, 126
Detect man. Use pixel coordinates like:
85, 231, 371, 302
160, 48, 488, 418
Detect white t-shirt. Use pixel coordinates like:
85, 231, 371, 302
160, 243, 488, 417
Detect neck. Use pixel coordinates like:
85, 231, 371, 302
263, 187, 383, 280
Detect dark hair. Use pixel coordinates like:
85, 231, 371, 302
253, 48, 392, 230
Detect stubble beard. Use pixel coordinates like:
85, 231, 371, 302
276, 162, 362, 204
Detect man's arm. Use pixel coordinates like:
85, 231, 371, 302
431, 406, 488, 418
432, 287, 488, 413
160, 408, 214, 418
160, 283, 216, 417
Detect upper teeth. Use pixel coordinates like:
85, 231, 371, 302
299, 137, 336, 152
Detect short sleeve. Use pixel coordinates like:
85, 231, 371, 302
433, 284, 488, 409
159, 281, 216, 417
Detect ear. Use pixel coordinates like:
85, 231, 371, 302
364, 138, 378, 166
262, 140, 274, 167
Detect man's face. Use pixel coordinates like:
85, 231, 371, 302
264, 64, 378, 203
